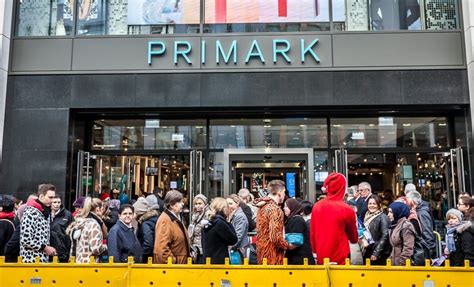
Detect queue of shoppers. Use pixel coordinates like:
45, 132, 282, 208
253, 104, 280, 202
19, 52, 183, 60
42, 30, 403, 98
0, 176, 473, 267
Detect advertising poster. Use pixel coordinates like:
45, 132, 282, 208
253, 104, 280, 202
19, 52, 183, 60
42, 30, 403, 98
205, 0, 345, 24
128, 0, 201, 25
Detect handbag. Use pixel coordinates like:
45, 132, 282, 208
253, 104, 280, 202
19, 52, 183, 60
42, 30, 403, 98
229, 249, 242, 265
285, 233, 304, 246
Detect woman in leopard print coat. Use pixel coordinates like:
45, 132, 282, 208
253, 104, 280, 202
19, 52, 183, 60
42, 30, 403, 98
67, 197, 107, 263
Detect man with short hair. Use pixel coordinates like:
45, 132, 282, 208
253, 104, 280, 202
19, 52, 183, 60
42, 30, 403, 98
20, 184, 57, 263
50, 195, 72, 262
255, 180, 293, 264
356, 182, 372, 220
237, 188, 256, 232
406, 190, 436, 259
310, 173, 358, 265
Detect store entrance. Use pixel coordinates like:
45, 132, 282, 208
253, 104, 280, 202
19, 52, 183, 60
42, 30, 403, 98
223, 148, 315, 201
75, 150, 204, 203
333, 148, 466, 210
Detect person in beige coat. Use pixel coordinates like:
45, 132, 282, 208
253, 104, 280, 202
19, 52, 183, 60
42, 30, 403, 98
153, 190, 190, 264
388, 202, 415, 266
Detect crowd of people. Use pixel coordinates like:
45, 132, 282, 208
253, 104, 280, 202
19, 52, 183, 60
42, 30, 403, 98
0, 174, 473, 267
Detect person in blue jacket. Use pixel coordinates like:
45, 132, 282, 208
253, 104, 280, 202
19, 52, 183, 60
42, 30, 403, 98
107, 204, 143, 263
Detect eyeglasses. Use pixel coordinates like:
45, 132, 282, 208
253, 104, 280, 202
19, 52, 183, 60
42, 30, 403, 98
457, 203, 466, 207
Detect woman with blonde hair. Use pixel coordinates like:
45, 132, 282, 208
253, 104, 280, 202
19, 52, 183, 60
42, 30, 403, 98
202, 197, 237, 264
67, 197, 107, 263
188, 194, 210, 263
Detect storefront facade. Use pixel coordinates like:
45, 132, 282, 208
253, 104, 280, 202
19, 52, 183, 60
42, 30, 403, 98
0, 1, 471, 212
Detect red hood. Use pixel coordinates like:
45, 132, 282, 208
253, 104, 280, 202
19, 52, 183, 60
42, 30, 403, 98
322, 173, 347, 201
26, 199, 44, 212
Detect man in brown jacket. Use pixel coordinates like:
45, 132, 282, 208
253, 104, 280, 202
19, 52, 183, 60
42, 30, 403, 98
154, 190, 190, 264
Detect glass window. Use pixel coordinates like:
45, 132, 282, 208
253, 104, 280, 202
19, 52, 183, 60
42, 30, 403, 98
203, 0, 330, 33
75, 0, 200, 35
16, 0, 73, 36
334, 0, 459, 31
314, 151, 329, 197
91, 119, 206, 150
330, 117, 449, 148
209, 118, 328, 149
208, 152, 224, 198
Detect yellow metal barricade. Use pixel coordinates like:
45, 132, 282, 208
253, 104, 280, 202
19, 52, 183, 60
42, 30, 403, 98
1, 256, 472, 287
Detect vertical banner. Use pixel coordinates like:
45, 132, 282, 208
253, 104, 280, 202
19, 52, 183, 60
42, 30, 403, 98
278, 0, 287, 17
286, 173, 296, 198
216, 0, 227, 23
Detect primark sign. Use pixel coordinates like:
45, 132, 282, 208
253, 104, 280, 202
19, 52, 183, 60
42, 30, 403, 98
146, 35, 331, 70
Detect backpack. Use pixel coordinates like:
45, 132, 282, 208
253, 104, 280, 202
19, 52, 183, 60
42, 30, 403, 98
400, 224, 430, 266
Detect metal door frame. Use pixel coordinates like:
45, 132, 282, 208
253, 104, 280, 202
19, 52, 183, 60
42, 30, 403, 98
223, 148, 315, 202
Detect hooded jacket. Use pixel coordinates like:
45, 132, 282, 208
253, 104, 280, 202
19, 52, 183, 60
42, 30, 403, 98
20, 199, 51, 263
108, 220, 143, 263
66, 214, 107, 263
310, 173, 358, 264
0, 212, 15, 257
137, 210, 160, 263
449, 221, 474, 266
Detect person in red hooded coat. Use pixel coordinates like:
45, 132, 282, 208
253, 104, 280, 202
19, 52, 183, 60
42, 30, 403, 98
310, 172, 358, 264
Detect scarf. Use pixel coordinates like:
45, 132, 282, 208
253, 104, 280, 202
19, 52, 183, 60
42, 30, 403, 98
363, 209, 382, 228
0, 211, 15, 220
388, 202, 410, 228
445, 224, 461, 253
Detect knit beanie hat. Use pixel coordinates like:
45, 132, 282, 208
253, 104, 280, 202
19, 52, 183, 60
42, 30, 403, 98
133, 197, 149, 217
194, 194, 208, 205
322, 172, 347, 200
446, 208, 463, 222
145, 195, 160, 211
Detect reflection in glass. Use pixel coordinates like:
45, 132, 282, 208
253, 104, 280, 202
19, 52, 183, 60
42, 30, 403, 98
209, 118, 327, 149
330, 117, 448, 148
208, 152, 224, 198
16, 0, 73, 36
91, 119, 206, 150
335, 0, 459, 32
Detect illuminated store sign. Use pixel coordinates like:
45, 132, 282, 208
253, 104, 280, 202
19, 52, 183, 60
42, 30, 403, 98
147, 38, 321, 66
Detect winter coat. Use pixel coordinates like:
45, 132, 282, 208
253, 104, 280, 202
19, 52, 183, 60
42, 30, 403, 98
0, 213, 15, 257
416, 201, 436, 258
449, 221, 474, 266
256, 197, 289, 265
310, 188, 358, 265
153, 209, 190, 264
20, 199, 51, 263
67, 214, 107, 263
389, 218, 416, 266
202, 214, 238, 264
363, 213, 391, 262
4, 225, 20, 262
108, 220, 143, 263
137, 210, 160, 263
230, 208, 249, 250
285, 215, 315, 265
50, 208, 73, 262
188, 207, 209, 254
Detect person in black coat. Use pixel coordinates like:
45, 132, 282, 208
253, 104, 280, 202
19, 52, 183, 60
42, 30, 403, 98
362, 195, 391, 265
49, 196, 73, 262
103, 199, 120, 231
107, 204, 143, 263
0, 199, 16, 258
283, 198, 315, 265
202, 197, 238, 264
133, 197, 160, 263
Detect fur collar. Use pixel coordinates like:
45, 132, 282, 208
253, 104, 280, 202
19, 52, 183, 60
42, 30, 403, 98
456, 220, 473, 233
138, 210, 159, 224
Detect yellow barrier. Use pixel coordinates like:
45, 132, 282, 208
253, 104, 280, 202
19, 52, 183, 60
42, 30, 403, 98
0, 256, 472, 287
